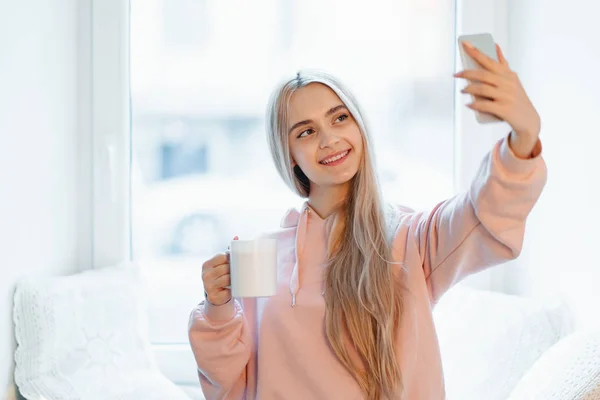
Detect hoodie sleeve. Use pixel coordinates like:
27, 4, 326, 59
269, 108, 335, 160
410, 134, 547, 305
188, 298, 251, 399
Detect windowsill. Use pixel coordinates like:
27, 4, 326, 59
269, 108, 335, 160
153, 342, 201, 385
140, 259, 207, 384
177, 384, 205, 400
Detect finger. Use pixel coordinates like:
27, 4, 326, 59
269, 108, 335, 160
202, 253, 228, 271
454, 69, 502, 87
496, 44, 509, 68
461, 83, 508, 101
227, 236, 239, 251
212, 263, 230, 279
466, 100, 506, 120
462, 41, 504, 74
205, 273, 230, 294
226, 236, 239, 261
202, 262, 230, 281
211, 273, 231, 291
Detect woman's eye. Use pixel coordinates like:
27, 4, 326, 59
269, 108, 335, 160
298, 128, 314, 138
335, 114, 349, 123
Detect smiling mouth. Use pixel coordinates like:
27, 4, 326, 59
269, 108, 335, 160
319, 149, 350, 166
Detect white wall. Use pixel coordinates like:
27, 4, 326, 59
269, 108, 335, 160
0, 1, 91, 398
503, 0, 600, 330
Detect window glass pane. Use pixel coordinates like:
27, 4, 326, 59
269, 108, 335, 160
130, 0, 456, 343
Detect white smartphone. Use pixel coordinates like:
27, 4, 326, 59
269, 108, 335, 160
457, 33, 501, 124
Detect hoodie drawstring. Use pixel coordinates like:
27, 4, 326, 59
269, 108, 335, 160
289, 206, 310, 307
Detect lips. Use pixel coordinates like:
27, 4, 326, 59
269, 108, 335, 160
319, 149, 350, 165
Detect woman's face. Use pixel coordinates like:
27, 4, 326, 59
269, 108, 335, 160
287, 83, 363, 191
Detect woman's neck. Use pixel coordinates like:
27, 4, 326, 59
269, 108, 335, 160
307, 182, 350, 219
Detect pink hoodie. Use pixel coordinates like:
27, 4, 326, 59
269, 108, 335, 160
188, 134, 546, 399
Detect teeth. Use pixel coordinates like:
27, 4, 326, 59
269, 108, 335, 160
321, 150, 348, 164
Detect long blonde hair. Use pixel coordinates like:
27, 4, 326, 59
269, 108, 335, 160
266, 70, 404, 399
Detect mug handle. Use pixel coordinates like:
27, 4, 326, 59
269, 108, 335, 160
222, 235, 238, 290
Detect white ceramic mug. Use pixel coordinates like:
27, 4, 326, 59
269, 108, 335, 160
229, 238, 278, 297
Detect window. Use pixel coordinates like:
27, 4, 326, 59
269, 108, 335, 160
93, 0, 508, 386
130, 0, 456, 348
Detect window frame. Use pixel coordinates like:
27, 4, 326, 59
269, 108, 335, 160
89, 0, 510, 384
90, 0, 132, 269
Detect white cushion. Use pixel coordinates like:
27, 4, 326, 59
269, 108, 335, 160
13, 263, 190, 400
507, 330, 600, 400
434, 285, 571, 400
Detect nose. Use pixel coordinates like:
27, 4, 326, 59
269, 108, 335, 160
319, 129, 340, 149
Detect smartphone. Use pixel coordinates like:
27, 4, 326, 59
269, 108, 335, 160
457, 33, 501, 124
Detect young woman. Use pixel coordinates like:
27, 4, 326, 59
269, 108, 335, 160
188, 43, 546, 400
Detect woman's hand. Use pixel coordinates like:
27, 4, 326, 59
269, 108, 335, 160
455, 42, 540, 158
202, 236, 238, 306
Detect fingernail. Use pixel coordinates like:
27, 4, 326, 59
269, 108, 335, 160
453, 71, 463, 77
463, 41, 474, 50
233, 236, 239, 240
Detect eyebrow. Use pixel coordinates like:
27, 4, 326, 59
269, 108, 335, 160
288, 104, 348, 134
